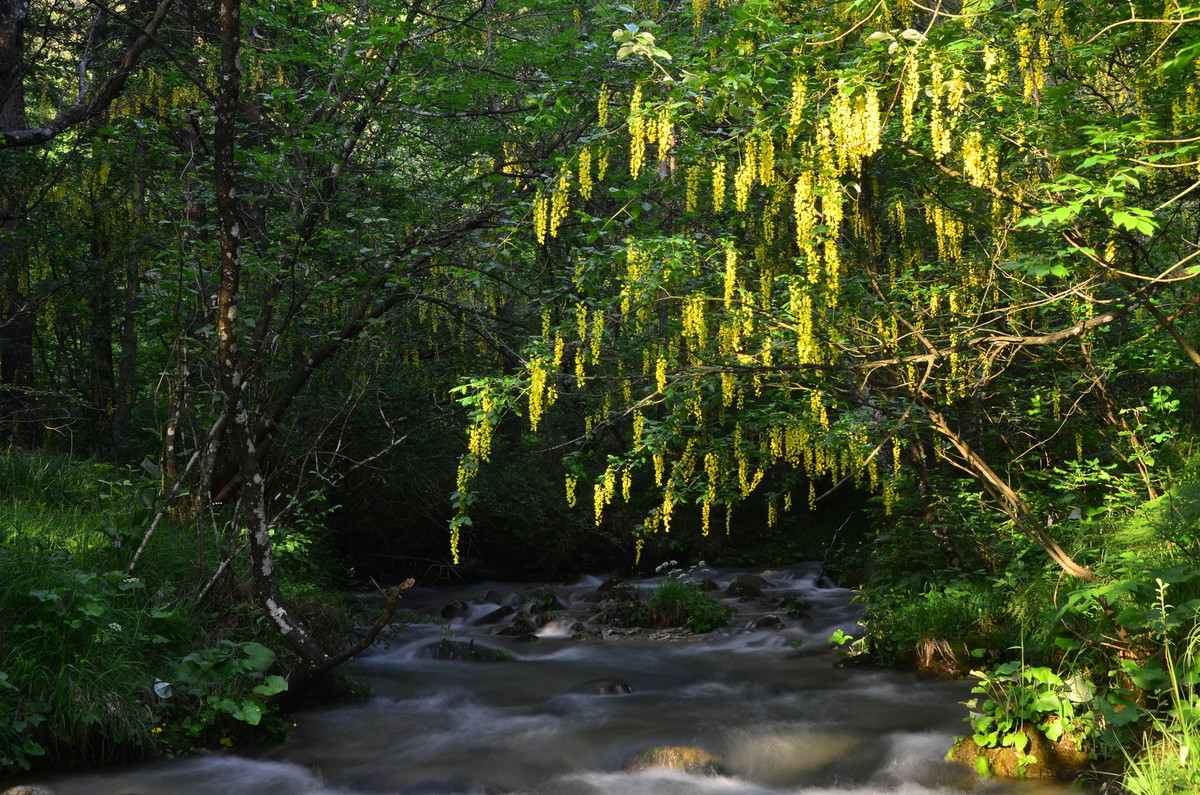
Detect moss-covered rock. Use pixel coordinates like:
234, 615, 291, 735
950, 722, 1089, 780
420, 639, 514, 662
626, 746, 726, 775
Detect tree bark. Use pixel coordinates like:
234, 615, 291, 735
926, 409, 1096, 581
0, 0, 36, 444
213, 0, 335, 672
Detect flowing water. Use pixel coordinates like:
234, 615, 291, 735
29, 564, 1085, 795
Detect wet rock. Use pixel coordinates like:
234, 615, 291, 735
482, 589, 514, 605
533, 611, 556, 628
778, 595, 811, 617
950, 722, 1089, 779
526, 587, 567, 611
725, 579, 764, 599
696, 578, 721, 592
570, 590, 601, 603
421, 639, 514, 662
397, 780, 495, 795
595, 577, 626, 597
472, 604, 516, 625
626, 746, 727, 775
755, 614, 785, 629
733, 573, 772, 588
571, 626, 602, 640
495, 616, 538, 640
816, 574, 837, 589
440, 600, 469, 619
576, 677, 632, 695
2, 786, 56, 795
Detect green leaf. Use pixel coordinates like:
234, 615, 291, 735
239, 642, 277, 673
1111, 209, 1157, 236
252, 675, 289, 697
232, 700, 264, 725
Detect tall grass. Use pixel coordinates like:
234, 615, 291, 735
0, 449, 339, 774
1121, 594, 1200, 794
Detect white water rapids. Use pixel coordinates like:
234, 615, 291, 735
27, 564, 1085, 794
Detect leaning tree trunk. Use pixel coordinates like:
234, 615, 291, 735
213, 0, 335, 672
212, 0, 414, 679
926, 409, 1096, 582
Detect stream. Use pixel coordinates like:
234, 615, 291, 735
26, 564, 1084, 794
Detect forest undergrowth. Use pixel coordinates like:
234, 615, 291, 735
854, 454, 1200, 789
0, 450, 357, 776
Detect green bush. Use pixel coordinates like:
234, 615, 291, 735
0, 450, 348, 773
648, 562, 733, 633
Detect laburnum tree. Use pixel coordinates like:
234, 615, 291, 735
453, 0, 1200, 582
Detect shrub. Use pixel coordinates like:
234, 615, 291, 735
648, 562, 733, 633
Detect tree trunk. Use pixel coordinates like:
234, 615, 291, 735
0, 0, 36, 445
213, 0, 335, 672
926, 409, 1096, 582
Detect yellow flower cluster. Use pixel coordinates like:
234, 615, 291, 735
786, 73, 808, 147
825, 85, 881, 174
682, 294, 708, 345
628, 85, 647, 178
901, 56, 921, 141
926, 203, 964, 261
656, 106, 674, 173
722, 244, 739, 306
578, 146, 593, 201
549, 171, 571, 237
961, 130, 998, 188
792, 172, 819, 264
502, 141, 522, 185
527, 353, 557, 431
594, 464, 619, 525
734, 139, 758, 212
758, 131, 775, 187
983, 44, 1007, 110
711, 160, 727, 212
533, 191, 549, 245
597, 83, 611, 127
1016, 24, 1046, 99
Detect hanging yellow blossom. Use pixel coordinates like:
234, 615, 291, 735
578, 146, 594, 201
597, 83, 611, 127
711, 160, 727, 212
629, 85, 647, 178
549, 170, 571, 238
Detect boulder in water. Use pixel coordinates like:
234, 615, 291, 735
495, 616, 538, 640
472, 604, 516, 625
421, 639, 514, 662
596, 577, 625, 596
576, 677, 632, 695
725, 579, 764, 599
626, 746, 726, 775
950, 722, 1089, 780
526, 587, 567, 611
440, 600, 469, 619
778, 595, 811, 617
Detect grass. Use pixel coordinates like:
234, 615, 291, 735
1120, 619, 1200, 794
648, 574, 733, 633
0, 449, 355, 774
860, 453, 1200, 789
